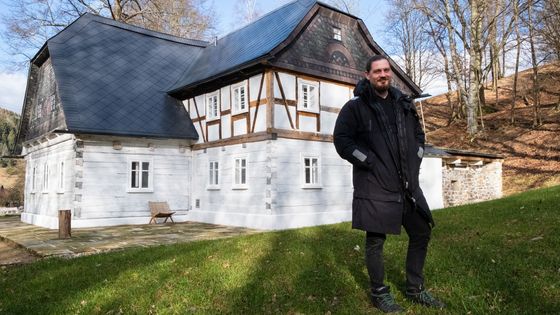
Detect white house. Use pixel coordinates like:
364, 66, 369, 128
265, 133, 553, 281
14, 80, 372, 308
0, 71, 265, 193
14, 0, 502, 230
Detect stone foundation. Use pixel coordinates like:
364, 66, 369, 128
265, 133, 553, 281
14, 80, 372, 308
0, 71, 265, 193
442, 161, 502, 207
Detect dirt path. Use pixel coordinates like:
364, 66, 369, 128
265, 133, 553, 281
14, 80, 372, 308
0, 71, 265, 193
0, 240, 38, 266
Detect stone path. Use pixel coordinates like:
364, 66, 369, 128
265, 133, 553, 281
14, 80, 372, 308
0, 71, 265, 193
0, 216, 260, 265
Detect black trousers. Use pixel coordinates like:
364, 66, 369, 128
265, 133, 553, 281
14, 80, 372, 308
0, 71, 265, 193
365, 202, 432, 290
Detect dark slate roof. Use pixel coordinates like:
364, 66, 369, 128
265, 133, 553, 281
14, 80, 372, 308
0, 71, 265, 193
169, 0, 316, 92
424, 144, 504, 159
47, 14, 204, 139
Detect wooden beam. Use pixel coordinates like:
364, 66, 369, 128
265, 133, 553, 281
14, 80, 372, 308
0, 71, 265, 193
274, 71, 295, 129
272, 128, 333, 143
273, 98, 296, 106
192, 132, 272, 150
192, 98, 206, 143
266, 70, 274, 130
251, 73, 265, 133
320, 105, 341, 114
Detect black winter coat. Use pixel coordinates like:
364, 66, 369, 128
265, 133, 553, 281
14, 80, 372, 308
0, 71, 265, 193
333, 79, 434, 234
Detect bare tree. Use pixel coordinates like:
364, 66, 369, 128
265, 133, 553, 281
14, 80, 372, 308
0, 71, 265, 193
385, 0, 439, 90
325, 0, 360, 14
1, 0, 216, 67
233, 0, 261, 27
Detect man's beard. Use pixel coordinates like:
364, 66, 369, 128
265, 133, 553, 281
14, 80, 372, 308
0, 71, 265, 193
372, 78, 391, 93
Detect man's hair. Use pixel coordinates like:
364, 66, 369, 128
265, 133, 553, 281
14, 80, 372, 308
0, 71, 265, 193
365, 55, 389, 72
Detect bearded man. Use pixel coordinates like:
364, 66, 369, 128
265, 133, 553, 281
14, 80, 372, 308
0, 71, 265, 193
333, 55, 445, 313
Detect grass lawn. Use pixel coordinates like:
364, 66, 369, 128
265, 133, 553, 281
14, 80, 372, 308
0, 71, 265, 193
1, 186, 559, 314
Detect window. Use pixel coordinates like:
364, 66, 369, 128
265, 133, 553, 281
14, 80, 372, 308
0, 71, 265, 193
298, 80, 319, 113
232, 83, 248, 114
128, 160, 153, 192
58, 161, 64, 192
42, 162, 49, 192
233, 157, 248, 189
206, 92, 219, 120
333, 27, 342, 41
208, 161, 219, 189
31, 165, 37, 192
302, 156, 321, 188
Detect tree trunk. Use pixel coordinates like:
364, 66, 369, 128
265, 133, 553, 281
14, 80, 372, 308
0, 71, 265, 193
58, 209, 71, 239
527, 0, 541, 127
511, 0, 521, 124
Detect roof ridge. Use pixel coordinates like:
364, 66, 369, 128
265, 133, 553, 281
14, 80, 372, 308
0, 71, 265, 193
84, 13, 209, 47
215, 0, 314, 43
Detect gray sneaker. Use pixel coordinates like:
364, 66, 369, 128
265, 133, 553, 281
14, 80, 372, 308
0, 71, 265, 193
370, 286, 403, 313
405, 286, 446, 309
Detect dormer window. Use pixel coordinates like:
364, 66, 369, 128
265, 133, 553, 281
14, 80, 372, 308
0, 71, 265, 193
333, 27, 342, 41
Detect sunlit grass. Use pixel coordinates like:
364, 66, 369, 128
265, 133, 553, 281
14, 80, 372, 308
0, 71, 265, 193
1, 186, 559, 314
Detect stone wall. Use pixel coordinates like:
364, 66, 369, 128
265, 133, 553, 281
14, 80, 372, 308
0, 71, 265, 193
442, 161, 502, 207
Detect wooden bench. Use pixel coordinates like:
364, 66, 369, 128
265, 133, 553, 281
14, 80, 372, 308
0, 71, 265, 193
148, 201, 175, 224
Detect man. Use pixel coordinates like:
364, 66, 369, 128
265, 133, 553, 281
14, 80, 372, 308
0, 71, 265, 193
333, 55, 445, 313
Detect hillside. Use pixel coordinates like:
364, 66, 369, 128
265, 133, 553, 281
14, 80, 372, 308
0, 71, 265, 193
0, 107, 22, 205
422, 62, 560, 195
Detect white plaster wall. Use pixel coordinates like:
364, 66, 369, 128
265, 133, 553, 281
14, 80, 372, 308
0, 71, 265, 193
320, 111, 338, 135
194, 95, 205, 117
21, 134, 76, 228
419, 157, 444, 209
220, 87, 230, 111
74, 137, 192, 227
274, 104, 296, 130
249, 75, 263, 102
272, 139, 352, 215
233, 118, 248, 136
221, 115, 231, 138
190, 142, 268, 215
251, 105, 266, 133
274, 72, 296, 100
320, 82, 352, 108
207, 124, 220, 142
298, 115, 317, 132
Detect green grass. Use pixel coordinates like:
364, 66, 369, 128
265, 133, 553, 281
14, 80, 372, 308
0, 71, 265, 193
1, 186, 559, 314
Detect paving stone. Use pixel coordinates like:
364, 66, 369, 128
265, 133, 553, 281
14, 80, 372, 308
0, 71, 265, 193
0, 216, 261, 263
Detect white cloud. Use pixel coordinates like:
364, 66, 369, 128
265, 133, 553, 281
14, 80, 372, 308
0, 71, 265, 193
0, 71, 27, 114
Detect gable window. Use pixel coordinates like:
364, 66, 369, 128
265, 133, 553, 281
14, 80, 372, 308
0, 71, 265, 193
128, 160, 153, 192
298, 80, 319, 113
232, 83, 248, 114
233, 157, 248, 189
208, 161, 219, 189
206, 92, 220, 121
42, 162, 49, 193
302, 155, 321, 188
58, 161, 64, 192
333, 27, 342, 41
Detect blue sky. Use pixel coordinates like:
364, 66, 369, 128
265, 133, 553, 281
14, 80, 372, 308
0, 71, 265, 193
0, 0, 387, 114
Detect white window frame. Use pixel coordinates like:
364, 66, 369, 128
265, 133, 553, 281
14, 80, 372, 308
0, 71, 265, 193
333, 27, 342, 41
206, 91, 220, 121
127, 159, 154, 193
57, 160, 64, 193
301, 154, 322, 189
232, 156, 248, 190
232, 82, 248, 115
31, 165, 37, 193
42, 162, 49, 193
207, 160, 220, 190
297, 79, 319, 113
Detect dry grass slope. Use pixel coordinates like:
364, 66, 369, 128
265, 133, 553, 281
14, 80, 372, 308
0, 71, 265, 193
421, 62, 560, 195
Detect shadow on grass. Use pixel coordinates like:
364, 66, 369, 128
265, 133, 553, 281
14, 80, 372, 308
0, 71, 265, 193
2, 187, 559, 314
